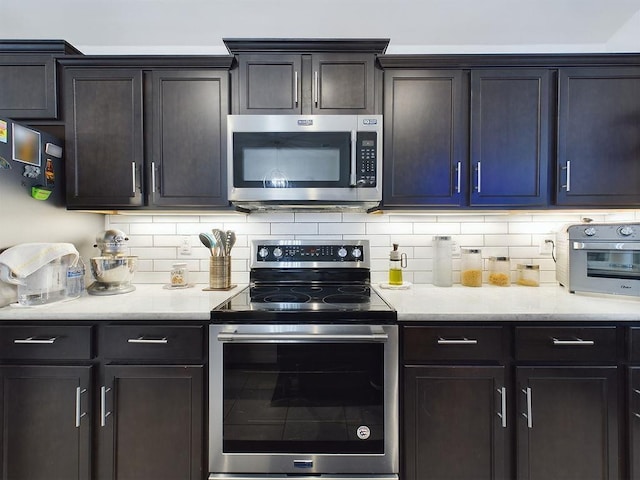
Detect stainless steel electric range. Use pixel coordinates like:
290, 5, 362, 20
209, 239, 398, 480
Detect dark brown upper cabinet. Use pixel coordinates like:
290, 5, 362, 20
224, 39, 388, 115
0, 40, 81, 120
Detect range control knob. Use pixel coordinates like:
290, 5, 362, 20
338, 247, 348, 258
619, 225, 635, 236
352, 247, 362, 259
258, 247, 270, 259
584, 227, 597, 237
273, 247, 283, 258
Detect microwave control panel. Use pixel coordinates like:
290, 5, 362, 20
355, 131, 377, 187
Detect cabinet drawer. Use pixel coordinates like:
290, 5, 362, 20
403, 326, 504, 362
99, 325, 203, 361
515, 326, 617, 362
0, 325, 92, 360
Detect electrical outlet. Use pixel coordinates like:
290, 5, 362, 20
179, 236, 192, 255
539, 237, 554, 255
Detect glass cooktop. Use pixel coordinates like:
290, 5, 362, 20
211, 283, 396, 323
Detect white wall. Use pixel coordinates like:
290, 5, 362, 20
106, 210, 640, 286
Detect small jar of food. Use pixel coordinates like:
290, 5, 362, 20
517, 264, 540, 287
460, 248, 483, 287
170, 262, 189, 287
488, 256, 511, 286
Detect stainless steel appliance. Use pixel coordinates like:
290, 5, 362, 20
556, 223, 640, 296
87, 229, 138, 295
227, 115, 383, 211
209, 239, 398, 480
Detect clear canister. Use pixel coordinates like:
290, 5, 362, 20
488, 256, 511, 286
170, 262, 189, 287
517, 264, 540, 287
432, 236, 453, 287
460, 248, 483, 287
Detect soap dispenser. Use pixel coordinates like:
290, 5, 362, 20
389, 243, 407, 286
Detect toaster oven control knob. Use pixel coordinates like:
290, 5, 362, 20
619, 225, 635, 236
273, 247, 283, 258
258, 247, 270, 259
338, 247, 348, 258
352, 247, 362, 259
584, 227, 597, 237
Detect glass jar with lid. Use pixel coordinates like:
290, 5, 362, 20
170, 262, 189, 287
488, 256, 511, 286
432, 236, 453, 287
517, 264, 540, 287
460, 248, 483, 287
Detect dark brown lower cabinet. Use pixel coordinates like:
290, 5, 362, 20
516, 367, 619, 480
404, 365, 507, 480
629, 368, 640, 479
0, 365, 92, 480
98, 364, 203, 480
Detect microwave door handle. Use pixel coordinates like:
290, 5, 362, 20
573, 242, 638, 251
350, 130, 357, 186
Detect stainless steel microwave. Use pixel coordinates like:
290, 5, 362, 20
227, 114, 383, 211
556, 223, 640, 297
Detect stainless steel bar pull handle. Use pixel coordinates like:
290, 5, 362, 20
131, 162, 137, 194
522, 387, 532, 428
127, 336, 168, 344
14, 336, 57, 344
314, 71, 319, 106
151, 161, 157, 193
294, 71, 299, 106
100, 386, 112, 427
551, 337, 595, 346
218, 332, 388, 343
572, 241, 637, 251
497, 387, 507, 428
437, 337, 478, 345
455, 161, 461, 194
349, 130, 357, 186
562, 161, 571, 191
475, 162, 482, 193
75, 387, 87, 428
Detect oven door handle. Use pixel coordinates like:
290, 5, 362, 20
572, 242, 637, 251
217, 331, 389, 343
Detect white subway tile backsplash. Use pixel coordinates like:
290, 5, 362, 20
108, 209, 640, 285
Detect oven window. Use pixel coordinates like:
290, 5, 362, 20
233, 132, 351, 188
587, 251, 640, 280
222, 342, 384, 454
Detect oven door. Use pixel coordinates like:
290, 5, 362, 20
570, 241, 640, 296
208, 323, 398, 477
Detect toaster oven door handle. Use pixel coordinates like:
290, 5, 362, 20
217, 331, 388, 343
573, 242, 638, 250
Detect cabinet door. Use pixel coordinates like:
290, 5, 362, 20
0, 55, 58, 119
630, 367, 640, 479
98, 364, 203, 480
516, 366, 619, 480
0, 365, 91, 480
311, 53, 376, 114
470, 69, 551, 206
557, 67, 640, 206
64, 68, 144, 208
404, 365, 507, 480
383, 70, 467, 207
149, 70, 229, 207
236, 54, 302, 114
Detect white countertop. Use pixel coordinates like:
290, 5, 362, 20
0, 282, 639, 322
0, 284, 246, 321
374, 283, 640, 322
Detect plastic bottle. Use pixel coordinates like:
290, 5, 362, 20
389, 243, 407, 286
432, 236, 453, 287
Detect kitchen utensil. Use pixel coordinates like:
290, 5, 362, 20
199, 232, 216, 256
225, 230, 236, 256
88, 229, 137, 295
212, 229, 225, 256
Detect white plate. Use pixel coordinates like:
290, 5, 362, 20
163, 283, 195, 290
378, 281, 412, 290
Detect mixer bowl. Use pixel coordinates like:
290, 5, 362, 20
90, 256, 138, 285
